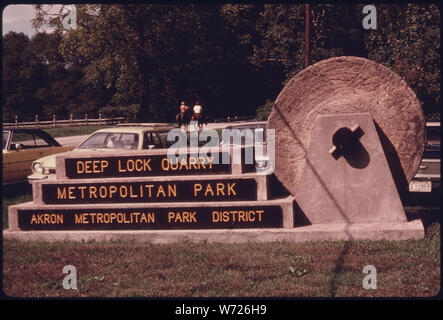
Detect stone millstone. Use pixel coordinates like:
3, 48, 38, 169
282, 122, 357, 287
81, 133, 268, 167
267, 56, 425, 195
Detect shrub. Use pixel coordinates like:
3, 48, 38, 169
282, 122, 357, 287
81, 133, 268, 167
255, 99, 274, 121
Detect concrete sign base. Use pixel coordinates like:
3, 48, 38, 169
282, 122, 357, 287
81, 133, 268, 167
3, 220, 424, 243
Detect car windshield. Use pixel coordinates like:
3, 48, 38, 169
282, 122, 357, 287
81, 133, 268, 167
76, 132, 139, 150
2, 131, 10, 150
220, 125, 267, 146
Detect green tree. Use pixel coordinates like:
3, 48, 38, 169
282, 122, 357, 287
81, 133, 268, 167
364, 4, 440, 120
224, 4, 439, 120
220, 4, 367, 91
27, 32, 79, 117
26, 4, 440, 121
33, 4, 232, 121
2, 32, 45, 120
2, 30, 107, 121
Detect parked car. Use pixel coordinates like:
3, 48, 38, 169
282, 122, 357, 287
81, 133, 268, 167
219, 121, 271, 172
28, 123, 177, 181
409, 122, 440, 193
422, 122, 440, 159
220, 121, 267, 145
3, 128, 73, 184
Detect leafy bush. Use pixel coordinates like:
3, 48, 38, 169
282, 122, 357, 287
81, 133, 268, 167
255, 99, 274, 121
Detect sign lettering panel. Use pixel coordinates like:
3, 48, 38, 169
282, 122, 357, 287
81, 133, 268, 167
64, 152, 231, 179
17, 206, 283, 230
41, 179, 257, 204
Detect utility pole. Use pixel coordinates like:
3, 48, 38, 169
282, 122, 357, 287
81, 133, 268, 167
305, 4, 311, 68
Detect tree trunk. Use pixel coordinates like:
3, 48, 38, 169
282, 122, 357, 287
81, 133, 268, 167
137, 59, 150, 122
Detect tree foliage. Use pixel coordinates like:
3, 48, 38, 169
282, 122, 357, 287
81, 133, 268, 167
364, 4, 440, 120
2, 4, 440, 122
2, 32, 35, 120
2, 30, 110, 121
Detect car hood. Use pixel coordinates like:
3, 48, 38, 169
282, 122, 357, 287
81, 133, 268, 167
35, 149, 104, 169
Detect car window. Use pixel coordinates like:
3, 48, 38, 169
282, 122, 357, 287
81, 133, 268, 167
10, 132, 51, 149
2, 131, 10, 150
143, 132, 164, 149
158, 132, 174, 148
77, 132, 108, 149
77, 132, 139, 150
34, 135, 52, 147
119, 133, 139, 149
152, 132, 165, 148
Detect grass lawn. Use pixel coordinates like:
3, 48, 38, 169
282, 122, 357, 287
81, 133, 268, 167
2, 180, 440, 298
2, 184, 440, 298
2, 219, 440, 298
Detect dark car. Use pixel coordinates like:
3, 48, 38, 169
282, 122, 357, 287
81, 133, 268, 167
409, 122, 440, 193
3, 128, 73, 184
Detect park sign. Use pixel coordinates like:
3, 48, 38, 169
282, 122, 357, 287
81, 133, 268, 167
15, 138, 285, 232
5, 56, 426, 242
16, 205, 283, 230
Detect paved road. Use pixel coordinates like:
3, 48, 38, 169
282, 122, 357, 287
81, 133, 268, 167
55, 135, 88, 147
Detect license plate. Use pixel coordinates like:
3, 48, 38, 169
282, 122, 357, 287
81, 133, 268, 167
409, 180, 432, 192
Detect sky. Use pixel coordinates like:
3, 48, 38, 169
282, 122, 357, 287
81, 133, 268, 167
2, 4, 57, 36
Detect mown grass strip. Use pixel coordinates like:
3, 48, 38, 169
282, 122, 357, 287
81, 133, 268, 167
2, 222, 439, 298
